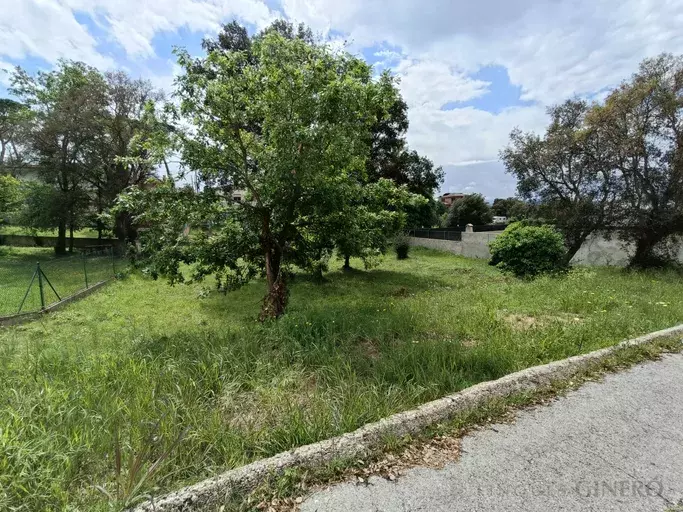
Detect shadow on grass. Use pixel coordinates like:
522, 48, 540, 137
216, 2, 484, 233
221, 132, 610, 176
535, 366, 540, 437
190, 267, 450, 329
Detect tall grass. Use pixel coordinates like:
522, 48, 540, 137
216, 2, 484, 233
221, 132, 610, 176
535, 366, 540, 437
1, 248, 683, 510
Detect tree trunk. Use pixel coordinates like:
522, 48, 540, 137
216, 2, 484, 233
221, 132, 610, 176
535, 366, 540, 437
97, 188, 103, 241
55, 220, 67, 256
260, 247, 288, 320
629, 232, 667, 269
312, 266, 325, 283
564, 235, 588, 266
115, 211, 138, 244
68, 223, 74, 253
343, 254, 351, 271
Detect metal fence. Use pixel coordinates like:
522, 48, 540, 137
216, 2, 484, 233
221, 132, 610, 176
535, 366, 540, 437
0, 246, 121, 318
408, 224, 509, 241
408, 228, 464, 241
474, 224, 509, 232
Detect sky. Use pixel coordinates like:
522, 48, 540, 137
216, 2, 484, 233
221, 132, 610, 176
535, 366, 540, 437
2, 0, 683, 200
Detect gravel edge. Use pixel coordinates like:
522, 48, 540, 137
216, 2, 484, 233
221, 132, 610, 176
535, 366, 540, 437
135, 324, 683, 511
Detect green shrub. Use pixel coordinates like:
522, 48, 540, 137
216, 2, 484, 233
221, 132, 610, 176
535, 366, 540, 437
394, 234, 410, 260
489, 222, 567, 278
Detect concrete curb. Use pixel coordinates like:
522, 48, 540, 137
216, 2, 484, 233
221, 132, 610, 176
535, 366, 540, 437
134, 324, 683, 511
0, 280, 109, 327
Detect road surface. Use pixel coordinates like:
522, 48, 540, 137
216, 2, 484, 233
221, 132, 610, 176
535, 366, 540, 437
301, 354, 683, 512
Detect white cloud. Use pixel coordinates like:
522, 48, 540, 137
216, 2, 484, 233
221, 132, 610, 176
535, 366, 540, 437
0, 0, 114, 68
65, 0, 276, 58
280, 0, 683, 178
146, 62, 184, 96
0, 0, 276, 67
394, 59, 489, 110
406, 103, 548, 167
3, 0, 683, 197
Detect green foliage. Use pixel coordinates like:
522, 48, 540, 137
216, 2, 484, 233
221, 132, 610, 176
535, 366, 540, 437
404, 196, 442, 229
491, 197, 530, 220
394, 233, 410, 259
0, 174, 21, 222
124, 21, 417, 318
0, 98, 31, 167
501, 54, 683, 268
7, 62, 169, 251
501, 99, 619, 263
489, 222, 567, 278
445, 193, 493, 227
587, 54, 683, 268
10, 61, 108, 253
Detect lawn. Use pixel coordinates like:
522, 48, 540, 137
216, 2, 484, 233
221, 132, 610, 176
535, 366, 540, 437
1, 247, 683, 510
0, 246, 120, 316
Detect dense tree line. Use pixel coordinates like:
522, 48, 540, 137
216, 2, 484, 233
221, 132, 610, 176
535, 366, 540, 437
502, 54, 683, 268
0, 62, 172, 254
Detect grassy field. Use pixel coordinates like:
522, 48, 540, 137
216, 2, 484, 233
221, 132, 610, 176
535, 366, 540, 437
0, 247, 119, 316
1, 247, 683, 510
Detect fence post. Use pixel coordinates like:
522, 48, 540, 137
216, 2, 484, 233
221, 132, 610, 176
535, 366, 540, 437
17, 266, 39, 314
111, 246, 116, 275
37, 262, 45, 310
83, 253, 89, 289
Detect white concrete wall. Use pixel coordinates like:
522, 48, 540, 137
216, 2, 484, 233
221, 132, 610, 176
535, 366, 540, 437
460, 232, 502, 259
408, 232, 503, 260
408, 232, 683, 266
407, 237, 463, 256
570, 234, 632, 266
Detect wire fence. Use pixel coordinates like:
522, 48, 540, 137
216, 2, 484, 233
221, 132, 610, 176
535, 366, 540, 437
0, 246, 122, 318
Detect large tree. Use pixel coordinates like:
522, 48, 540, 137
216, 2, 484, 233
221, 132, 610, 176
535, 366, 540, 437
199, 20, 428, 274
445, 193, 493, 227
10, 61, 109, 254
85, 72, 169, 241
124, 26, 405, 319
588, 54, 683, 267
0, 98, 31, 169
491, 197, 529, 219
501, 99, 619, 263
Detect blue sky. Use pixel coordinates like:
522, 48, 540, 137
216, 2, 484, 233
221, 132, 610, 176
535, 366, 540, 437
3, 0, 683, 199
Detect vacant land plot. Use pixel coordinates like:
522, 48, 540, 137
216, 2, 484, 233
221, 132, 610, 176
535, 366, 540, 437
0, 247, 118, 316
1, 247, 683, 510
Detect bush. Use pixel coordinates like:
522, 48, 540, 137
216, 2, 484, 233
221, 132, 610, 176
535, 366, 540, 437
394, 234, 410, 260
489, 222, 567, 278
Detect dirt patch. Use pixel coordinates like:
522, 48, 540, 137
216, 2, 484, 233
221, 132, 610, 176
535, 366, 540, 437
390, 287, 411, 298
220, 372, 318, 432
502, 312, 583, 331
505, 313, 541, 331
358, 337, 381, 360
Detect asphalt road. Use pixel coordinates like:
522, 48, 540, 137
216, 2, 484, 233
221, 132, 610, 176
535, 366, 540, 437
301, 354, 683, 512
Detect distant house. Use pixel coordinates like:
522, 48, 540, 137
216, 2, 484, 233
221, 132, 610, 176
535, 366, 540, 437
493, 216, 508, 224
439, 192, 466, 207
